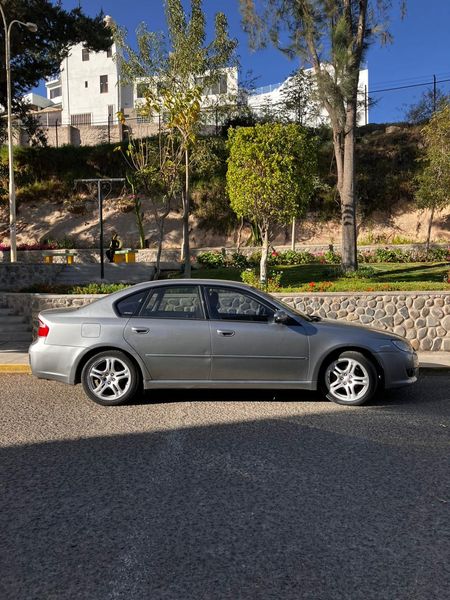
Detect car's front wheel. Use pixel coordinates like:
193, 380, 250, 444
322, 351, 378, 406
81, 350, 139, 406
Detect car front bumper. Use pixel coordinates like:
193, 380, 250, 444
376, 349, 419, 389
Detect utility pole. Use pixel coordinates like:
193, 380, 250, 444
433, 74, 437, 113
74, 179, 125, 279
0, 4, 37, 262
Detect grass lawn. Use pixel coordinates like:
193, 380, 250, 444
190, 262, 450, 292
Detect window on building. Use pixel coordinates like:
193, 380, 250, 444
71, 113, 92, 126
100, 75, 108, 94
82, 48, 90, 62
50, 87, 62, 99
205, 74, 228, 96
84, 81, 88, 88
196, 74, 228, 95
106, 47, 113, 58
136, 83, 149, 98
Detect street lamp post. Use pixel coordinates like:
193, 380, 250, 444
0, 3, 37, 262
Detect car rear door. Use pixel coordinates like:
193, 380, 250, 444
203, 285, 309, 382
123, 284, 211, 381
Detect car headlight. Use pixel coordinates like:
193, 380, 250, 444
391, 339, 412, 353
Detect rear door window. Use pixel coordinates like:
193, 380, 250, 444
115, 290, 148, 317
140, 286, 204, 319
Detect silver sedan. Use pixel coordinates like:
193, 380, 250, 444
29, 279, 418, 406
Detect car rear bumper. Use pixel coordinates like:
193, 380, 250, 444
376, 350, 419, 389
29, 339, 84, 385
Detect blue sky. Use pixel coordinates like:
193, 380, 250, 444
37, 0, 450, 123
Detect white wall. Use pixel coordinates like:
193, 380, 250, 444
248, 67, 369, 126
60, 42, 122, 125
134, 67, 239, 124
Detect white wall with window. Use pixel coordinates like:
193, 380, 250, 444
248, 67, 369, 127
46, 41, 133, 127
133, 67, 238, 124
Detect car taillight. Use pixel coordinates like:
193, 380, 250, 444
38, 319, 49, 338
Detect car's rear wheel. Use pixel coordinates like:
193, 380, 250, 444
322, 351, 378, 406
81, 350, 139, 406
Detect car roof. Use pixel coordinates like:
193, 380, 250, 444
121, 279, 256, 291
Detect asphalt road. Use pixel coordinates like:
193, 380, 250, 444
0, 373, 449, 600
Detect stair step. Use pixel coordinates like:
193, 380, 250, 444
0, 332, 32, 342
0, 308, 14, 316
0, 323, 31, 332
0, 316, 27, 324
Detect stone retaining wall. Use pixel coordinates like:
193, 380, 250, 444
278, 293, 450, 352
0, 291, 449, 352
0, 264, 63, 291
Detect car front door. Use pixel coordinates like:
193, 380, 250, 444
204, 285, 309, 382
124, 285, 211, 381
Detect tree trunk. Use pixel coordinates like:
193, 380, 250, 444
134, 197, 146, 250
236, 217, 244, 252
338, 103, 358, 272
182, 147, 191, 278
426, 205, 435, 257
154, 220, 164, 281
260, 226, 269, 284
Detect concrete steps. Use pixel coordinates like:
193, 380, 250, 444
0, 304, 32, 345
0, 331, 32, 342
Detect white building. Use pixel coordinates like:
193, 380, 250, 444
45, 41, 133, 127
133, 67, 239, 125
248, 67, 369, 126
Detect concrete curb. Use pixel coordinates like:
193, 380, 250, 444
0, 364, 31, 374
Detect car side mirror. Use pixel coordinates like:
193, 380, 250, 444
274, 310, 289, 324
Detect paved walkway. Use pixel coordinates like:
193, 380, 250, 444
0, 347, 448, 374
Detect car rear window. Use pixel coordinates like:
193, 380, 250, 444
115, 290, 148, 317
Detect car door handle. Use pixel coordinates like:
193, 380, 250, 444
131, 327, 149, 334
217, 329, 235, 337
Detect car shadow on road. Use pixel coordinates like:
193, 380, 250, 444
1, 375, 449, 600
128, 370, 449, 411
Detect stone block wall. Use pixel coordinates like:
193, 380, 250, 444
0, 264, 64, 292
279, 292, 450, 352
0, 291, 449, 351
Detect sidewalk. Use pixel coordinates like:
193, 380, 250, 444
0, 349, 448, 374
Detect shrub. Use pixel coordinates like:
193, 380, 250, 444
276, 250, 318, 265
196, 251, 226, 268
229, 252, 249, 268
323, 249, 342, 264
16, 179, 69, 204
241, 268, 281, 292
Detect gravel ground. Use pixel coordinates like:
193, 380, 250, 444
0, 373, 449, 600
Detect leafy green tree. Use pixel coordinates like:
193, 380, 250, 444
239, 0, 405, 271
114, 0, 237, 276
0, 0, 111, 139
415, 106, 450, 254
227, 123, 318, 282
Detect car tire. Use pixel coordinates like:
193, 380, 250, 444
322, 351, 378, 406
81, 350, 140, 406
